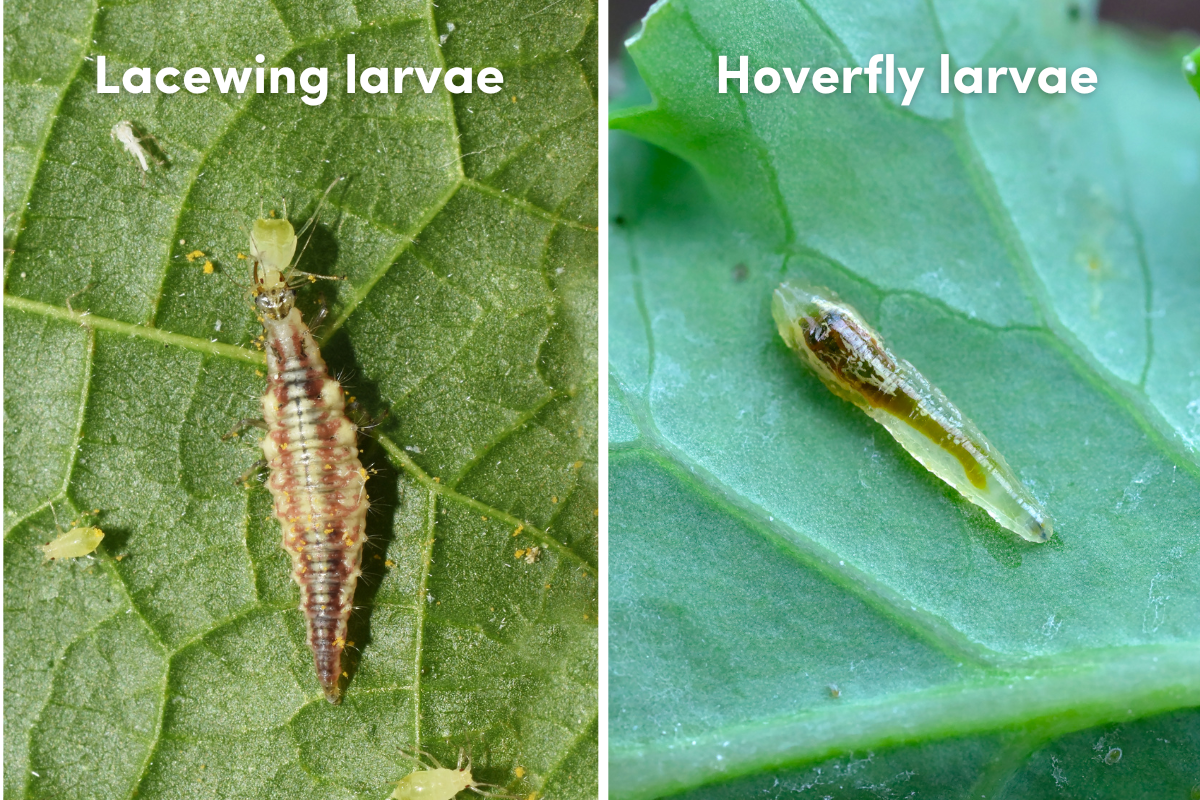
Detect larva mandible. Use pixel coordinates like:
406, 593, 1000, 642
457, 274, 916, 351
247, 190, 367, 703
773, 281, 1053, 543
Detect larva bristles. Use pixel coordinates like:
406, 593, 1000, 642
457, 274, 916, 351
253, 213, 368, 703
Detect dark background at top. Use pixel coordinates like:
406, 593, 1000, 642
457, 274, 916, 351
610, 0, 1200, 56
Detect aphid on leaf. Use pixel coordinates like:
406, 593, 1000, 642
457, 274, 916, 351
241, 179, 368, 703
39, 510, 105, 562
514, 546, 541, 564
110, 120, 160, 177
772, 282, 1053, 543
390, 749, 515, 800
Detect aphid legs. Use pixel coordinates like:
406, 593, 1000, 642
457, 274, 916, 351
398, 747, 447, 770
65, 281, 95, 317
308, 294, 331, 332
234, 458, 269, 488
295, 176, 344, 239
222, 417, 269, 441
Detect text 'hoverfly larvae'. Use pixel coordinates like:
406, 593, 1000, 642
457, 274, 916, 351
773, 282, 1053, 543
248, 188, 367, 702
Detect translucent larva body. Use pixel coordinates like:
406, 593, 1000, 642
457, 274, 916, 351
773, 282, 1053, 543
110, 121, 152, 174
39, 526, 104, 561
250, 214, 368, 703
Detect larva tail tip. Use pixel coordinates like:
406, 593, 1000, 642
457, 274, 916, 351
323, 685, 342, 704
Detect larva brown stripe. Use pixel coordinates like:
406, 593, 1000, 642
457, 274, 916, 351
260, 307, 368, 704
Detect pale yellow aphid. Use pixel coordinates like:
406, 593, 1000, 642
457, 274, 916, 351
773, 282, 1053, 543
110, 120, 156, 175
390, 750, 514, 800
39, 524, 105, 562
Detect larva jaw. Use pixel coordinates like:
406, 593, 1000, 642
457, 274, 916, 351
250, 217, 298, 276
1021, 510, 1054, 543
773, 281, 837, 349
254, 286, 295, 320
323, 681, 342, 705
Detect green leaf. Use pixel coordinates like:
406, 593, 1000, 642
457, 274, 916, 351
608, 1, 1200, 797
1185, 45, 1200, 99
4, 0, 598, 797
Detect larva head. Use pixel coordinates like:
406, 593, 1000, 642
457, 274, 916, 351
1019, 506, 1054, 543
250, 218, 298, 320
772, 281, 847, 349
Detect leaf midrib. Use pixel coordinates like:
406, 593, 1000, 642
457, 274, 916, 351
2, 296, 593, 572
608, 642, 1200, 799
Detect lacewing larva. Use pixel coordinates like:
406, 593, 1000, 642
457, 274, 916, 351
246, 180, 368, 703
772, 282, 1053, 543
390, 750, 512, 800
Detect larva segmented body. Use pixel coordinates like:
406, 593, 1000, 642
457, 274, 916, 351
773, 281, 1053, 543
249, 211, 367, 703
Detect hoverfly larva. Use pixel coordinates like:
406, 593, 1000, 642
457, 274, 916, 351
243, 181, 368, 702
773, 282, 1053, 543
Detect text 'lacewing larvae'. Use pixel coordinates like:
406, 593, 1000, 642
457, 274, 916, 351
390, 750, 512, 800
772, 282, 1053, 543
247, 187, 368, 702
39, 522, 104, 561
